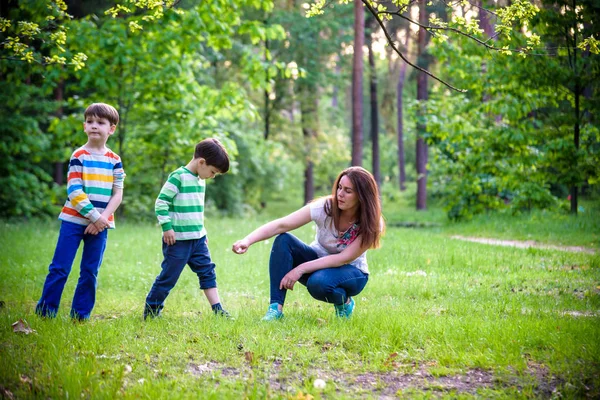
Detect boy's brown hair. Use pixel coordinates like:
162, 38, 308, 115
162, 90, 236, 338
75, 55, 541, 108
194, 138, 230, 173
84, 103, 120, 126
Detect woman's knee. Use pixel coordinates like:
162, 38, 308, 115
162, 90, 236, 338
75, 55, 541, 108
273, 232, 293, 247
306, 273, 333, 299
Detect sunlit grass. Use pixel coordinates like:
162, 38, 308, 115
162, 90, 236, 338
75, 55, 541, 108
0, 199, 598, 398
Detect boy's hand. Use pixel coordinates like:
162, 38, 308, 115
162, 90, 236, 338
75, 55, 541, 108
163, 230, 176, 246
94, 215, 110, 231
232, 239, 250, 254
84, 223, 100, 235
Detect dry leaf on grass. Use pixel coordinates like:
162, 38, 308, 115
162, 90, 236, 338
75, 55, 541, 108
12, 319, 35, 335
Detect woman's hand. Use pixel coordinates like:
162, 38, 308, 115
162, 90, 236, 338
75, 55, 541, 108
279, 268, 305, 290
232, 238, 251, 254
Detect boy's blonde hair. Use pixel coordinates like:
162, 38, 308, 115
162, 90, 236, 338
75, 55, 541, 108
84, 103, 119, 126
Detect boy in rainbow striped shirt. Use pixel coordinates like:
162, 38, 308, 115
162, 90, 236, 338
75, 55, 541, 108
36, 103, 125, 321
143, 138, 231, 319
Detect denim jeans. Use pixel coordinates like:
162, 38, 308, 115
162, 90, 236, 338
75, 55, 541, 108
269, 233, 368, 306
145, 236, 216, 315
36, 220, 108, 320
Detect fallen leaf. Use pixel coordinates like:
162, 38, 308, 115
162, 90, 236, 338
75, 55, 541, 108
12, 320, 35, 335
290, 391, 313, 400
244, 351, 254, 363
0, 386, 15, 400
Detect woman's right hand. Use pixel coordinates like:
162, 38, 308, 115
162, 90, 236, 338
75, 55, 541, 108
232, 239, 250, 254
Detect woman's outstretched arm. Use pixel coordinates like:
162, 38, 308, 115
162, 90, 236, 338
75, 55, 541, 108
232, 205, 312, 254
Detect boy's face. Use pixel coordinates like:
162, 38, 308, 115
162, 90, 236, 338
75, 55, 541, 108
84, 115, 116, 144
196, 158, 221, 180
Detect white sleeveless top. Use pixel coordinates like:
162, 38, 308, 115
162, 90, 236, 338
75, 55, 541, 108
308, 198, 369, 274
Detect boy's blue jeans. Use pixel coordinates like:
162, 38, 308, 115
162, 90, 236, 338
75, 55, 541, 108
145, 236, 217, 315
269, 233, 368, 306
36, 220, 108, 320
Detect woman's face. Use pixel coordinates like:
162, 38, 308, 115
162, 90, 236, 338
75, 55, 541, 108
337, 175, 359, 214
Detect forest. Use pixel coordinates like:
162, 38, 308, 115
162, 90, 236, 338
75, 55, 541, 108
1, 1, 600, 398
1, 0, 598, 221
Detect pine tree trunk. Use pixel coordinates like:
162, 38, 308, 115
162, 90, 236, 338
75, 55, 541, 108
351, 0, 364, 166
416, 0, 429, 210
53, 79, 65, 185
397, 28, 410, 192
368, 36, 380, 188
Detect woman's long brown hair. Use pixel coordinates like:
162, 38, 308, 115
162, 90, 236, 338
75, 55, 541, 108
324, 166, 385, 249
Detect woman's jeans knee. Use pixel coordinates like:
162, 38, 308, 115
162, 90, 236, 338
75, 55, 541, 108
268, 233, 368, 306
306, 266, 368, 305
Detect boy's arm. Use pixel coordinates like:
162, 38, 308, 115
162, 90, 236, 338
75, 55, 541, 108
100, 187, 123, 221
155, 172, 180, 243
102, 159, 125, 220
67, 152, 102, 223
85, 188, 123, 235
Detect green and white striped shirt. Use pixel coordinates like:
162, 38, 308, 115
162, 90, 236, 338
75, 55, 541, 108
155, 167, 206, 240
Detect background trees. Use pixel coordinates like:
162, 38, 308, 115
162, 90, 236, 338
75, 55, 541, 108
1, 0, 598, 220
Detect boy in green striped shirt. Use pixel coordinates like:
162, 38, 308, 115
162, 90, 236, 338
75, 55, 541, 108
144, 138, 231, 319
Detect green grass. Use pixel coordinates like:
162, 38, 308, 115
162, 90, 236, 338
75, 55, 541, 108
0, 200, 599, 398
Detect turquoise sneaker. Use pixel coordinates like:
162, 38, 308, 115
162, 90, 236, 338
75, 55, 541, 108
262, 303, 283, 321
334, 297, 355, 318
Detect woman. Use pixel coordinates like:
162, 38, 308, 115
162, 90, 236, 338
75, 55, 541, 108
232, 166, 384, 320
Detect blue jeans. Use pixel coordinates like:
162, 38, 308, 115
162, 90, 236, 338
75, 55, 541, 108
269, 233, 368, 306
36, 220, 108, 320
145, 236, 217, 315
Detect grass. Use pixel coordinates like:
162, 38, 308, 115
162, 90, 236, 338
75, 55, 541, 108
0, 196, 599, 398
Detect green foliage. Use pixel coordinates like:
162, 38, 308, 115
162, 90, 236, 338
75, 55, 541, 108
0, 0, 87, 68
424, 0, 599, 220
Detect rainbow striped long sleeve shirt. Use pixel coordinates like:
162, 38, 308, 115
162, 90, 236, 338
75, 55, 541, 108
155, 167, 206, 241
59, 146, 125, 228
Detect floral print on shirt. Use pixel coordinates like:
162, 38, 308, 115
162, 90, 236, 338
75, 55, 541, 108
336, 223, 360, 250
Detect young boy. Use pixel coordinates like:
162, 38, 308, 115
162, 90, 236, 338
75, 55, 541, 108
36, 103, 125, 321
144, 138, 231, 319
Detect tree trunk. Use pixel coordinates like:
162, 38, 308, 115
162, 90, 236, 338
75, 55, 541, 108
570, 1, 580, 214
368, 35, 380, 188
351, 0, 364, 166
332, 53, 341, 108
571, 58, 580, 214
416, 0, 429, 210
299, 84, 319, 204
397, 28, 410, 191
53, 79, 65, 185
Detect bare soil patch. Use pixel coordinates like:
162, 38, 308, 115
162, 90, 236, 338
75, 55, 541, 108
451, 235, 597, 254
187, 361, 562, 397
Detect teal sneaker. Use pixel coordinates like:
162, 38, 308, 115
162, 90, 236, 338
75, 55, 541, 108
262, 303, 283, 321
334, 297, 355, 318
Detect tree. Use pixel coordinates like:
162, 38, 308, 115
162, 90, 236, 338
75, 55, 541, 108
415, 0, 429, 210
351, 0, 364, 166
366, 15, 380, 187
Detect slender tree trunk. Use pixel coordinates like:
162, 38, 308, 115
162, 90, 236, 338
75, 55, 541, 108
397, 28, 410, 191
264, 16, 271, 140
53, 79, 65, 185
299, 84, 319, 204
570, 0, 579, 214
332, 53, 341, 108
368, 36, 380, 187
416, 0, 429, 210
351, 0, 364, 166
571, 63, 580, 214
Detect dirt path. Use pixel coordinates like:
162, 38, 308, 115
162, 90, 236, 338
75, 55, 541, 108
451, 235, 597, 255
